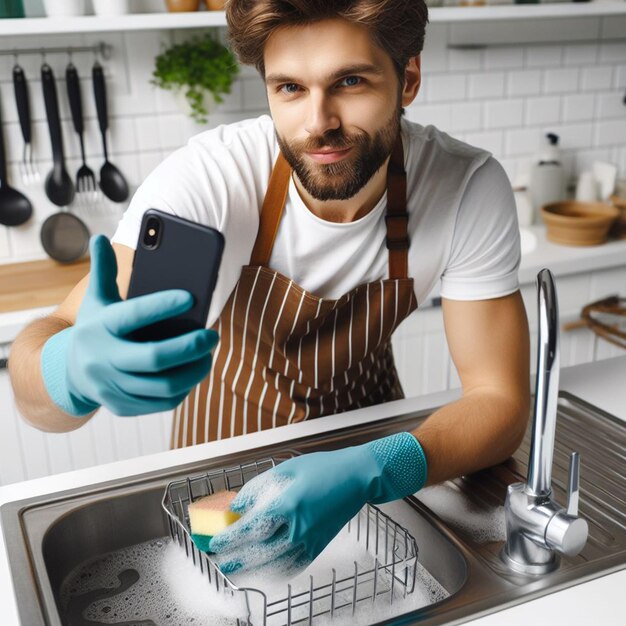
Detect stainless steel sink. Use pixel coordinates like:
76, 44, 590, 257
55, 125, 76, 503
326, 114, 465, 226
2, 391, 625, 625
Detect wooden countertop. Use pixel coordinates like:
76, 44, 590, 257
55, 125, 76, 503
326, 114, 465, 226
0, 258, 90, 314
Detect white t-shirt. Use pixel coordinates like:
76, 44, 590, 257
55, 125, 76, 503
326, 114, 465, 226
112, 115, 520, 327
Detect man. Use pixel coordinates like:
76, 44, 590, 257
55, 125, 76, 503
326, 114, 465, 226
9, 0, 530, 573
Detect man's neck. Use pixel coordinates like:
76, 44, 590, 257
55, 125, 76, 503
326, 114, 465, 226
293, 155, 391, 223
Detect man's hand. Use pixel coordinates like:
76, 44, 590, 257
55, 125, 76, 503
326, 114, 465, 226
206, 432, 427, 575
40, 235, 218, 417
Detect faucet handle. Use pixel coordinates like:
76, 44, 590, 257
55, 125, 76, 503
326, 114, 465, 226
545, 510, 588, 557
545, 451, 588, 557
566, 451, 581, 517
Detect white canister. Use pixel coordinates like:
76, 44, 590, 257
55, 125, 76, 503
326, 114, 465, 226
575, 171, 599, 202
42, 0, 86, 17
528, 132, 567, 218
92, 0, 131, 15
514, 189, 534, 227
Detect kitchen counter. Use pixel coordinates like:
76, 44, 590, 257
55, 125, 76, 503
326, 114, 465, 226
0, 256, 89, 343
0, 258, 89, 315
1, 355, 625, 625
518, 225, 626, 287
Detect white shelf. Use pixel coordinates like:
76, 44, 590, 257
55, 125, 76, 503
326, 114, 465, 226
429, 2, 626, 22
1, 3, 626, 36
0, 11, 225, 36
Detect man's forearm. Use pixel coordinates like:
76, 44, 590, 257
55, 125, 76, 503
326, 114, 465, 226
8, 316, 95, 433
412, 387, 531, 486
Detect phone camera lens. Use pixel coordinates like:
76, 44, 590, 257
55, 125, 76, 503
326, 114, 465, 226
143, 216, 161, 249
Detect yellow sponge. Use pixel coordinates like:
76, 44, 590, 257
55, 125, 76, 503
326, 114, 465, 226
188, 490, 240, 538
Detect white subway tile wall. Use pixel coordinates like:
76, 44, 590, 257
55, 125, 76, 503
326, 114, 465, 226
525, 95, 562, 126
0, 16, 625, 264
562, 93, 595, 124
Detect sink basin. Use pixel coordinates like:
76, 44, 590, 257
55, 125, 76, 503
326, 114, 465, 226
2, 392, 625, 625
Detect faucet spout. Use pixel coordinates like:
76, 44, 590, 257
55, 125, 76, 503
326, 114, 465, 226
501, 268, 588, 575
527, 268, 560, 497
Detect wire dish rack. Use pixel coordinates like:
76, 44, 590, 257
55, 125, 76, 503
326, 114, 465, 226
162, 458, 419, 625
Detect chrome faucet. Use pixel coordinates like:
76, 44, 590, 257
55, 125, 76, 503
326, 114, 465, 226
502, 268, 589, 575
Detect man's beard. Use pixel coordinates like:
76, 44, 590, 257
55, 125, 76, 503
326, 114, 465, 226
275, 107, 401, 202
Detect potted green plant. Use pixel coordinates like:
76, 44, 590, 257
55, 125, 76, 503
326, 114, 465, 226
151, 33, 239, 124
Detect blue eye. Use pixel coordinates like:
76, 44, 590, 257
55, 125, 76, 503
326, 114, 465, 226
280, 83, 300, 94
340, 76, 361, 87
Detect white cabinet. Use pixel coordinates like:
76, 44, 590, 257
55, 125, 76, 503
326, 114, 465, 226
0, 348, 173, 486
391, 265, 626, 397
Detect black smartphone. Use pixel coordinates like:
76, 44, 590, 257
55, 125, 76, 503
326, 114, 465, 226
127, 209, 224, 342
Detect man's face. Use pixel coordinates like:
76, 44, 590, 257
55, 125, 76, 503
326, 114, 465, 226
264, 18, 403, 202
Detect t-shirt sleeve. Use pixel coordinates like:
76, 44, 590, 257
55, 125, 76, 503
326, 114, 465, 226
439, 156, 521, 301
111, 116, 276, 251
111, 142, 224, 250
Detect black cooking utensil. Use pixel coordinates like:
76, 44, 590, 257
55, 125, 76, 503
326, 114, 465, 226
0, 85, 33, 226
93, 61, 129, 203
42, 63, 75, 207
66, 62, 97, 199
13, 63, 39, 185
40, 210, 90, 263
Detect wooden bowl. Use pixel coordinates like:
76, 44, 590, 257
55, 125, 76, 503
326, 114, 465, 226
540, 201, 620, 246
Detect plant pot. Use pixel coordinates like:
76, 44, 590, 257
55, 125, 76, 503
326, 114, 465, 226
92, 0, 131, 15
173, 88, 216, 123
0, 0, 25, 18
42, 0, 85, 17
204, 0, 225, 9
165, 0, 200, 11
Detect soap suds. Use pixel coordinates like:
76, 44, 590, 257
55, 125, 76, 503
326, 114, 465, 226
416, 483, 506, 544
61, 538, 242, 625
61, 475, 451, 625
60, 508, 449, 625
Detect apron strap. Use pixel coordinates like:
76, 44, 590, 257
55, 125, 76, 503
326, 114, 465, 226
250, 152, 292, 267
250, 134, 409, 279
386, 137, 409, 280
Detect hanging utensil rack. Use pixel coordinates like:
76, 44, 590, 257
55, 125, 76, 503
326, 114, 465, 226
0, 41, 112, 60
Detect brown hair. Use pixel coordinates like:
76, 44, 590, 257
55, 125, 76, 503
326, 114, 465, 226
225, 0, 429, 81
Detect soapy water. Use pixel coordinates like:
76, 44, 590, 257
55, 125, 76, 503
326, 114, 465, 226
61, 522, 447, 625
60, 537, 236, 626
416, 483, 506, 544
60, 474, 449, 625
228, 526, 450, 626
61, 532, 447, 626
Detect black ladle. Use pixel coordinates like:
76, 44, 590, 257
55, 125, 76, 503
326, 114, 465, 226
0, 86, 32, 226
42, 63, 75, 207
93, 62, 129, 203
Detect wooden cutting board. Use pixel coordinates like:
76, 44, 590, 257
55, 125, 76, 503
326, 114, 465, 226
0, 258, 90, 314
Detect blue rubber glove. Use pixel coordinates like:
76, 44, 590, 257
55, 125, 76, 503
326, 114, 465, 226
41, 235, 218, 417
207, 432, 427, 575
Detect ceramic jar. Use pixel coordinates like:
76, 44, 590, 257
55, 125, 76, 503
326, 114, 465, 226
165, 0, 200, 11
42, 0, 86, 17
92, 0, 131, 15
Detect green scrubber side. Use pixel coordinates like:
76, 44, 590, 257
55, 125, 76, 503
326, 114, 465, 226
191, 533, 214, 553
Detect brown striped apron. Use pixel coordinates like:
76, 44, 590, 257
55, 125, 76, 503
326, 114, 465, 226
172, 135, 417, 448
